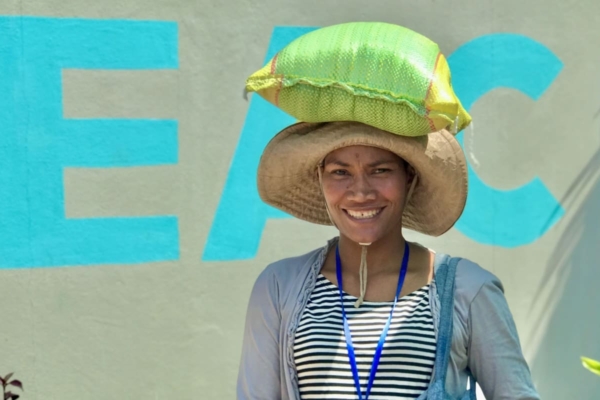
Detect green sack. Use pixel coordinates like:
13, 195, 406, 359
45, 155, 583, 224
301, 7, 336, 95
246, 22, 471, 136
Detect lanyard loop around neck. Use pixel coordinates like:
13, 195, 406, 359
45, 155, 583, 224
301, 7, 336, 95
335, 241, 410, 400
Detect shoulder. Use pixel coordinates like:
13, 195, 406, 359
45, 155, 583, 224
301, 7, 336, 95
437, 255, 510, 343
434, 253, 505, 313
454, 257, 504, 303
253, 242, 330, 295
247, 242, 330, 314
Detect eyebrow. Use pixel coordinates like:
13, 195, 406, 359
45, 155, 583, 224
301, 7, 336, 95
324, 159, 399, 168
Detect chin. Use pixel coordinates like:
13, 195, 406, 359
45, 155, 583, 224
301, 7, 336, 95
341, 229, 384, 245
333, 208, 400, 245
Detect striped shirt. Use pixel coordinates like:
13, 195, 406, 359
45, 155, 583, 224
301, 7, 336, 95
293, 274, 436, 399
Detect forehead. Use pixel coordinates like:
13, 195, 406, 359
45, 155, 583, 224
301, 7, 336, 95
324, 145, 401, 164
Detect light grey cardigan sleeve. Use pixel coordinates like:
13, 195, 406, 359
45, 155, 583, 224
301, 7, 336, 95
467, 273, 540, 400
237, 266, 282, 400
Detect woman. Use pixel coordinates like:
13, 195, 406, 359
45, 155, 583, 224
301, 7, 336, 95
236, 121, 540, 399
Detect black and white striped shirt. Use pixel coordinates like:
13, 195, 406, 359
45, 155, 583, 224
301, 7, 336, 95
294, 274, 436, 399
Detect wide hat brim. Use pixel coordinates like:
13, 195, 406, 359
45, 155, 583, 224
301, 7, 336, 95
257, 121, 468, 236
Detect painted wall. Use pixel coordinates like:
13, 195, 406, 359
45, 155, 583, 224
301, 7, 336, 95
0, 0, 598, 398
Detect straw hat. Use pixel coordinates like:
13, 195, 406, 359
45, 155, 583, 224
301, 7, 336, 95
257, 121, 468, 236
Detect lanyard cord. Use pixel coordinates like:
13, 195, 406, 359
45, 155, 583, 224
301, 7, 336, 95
335, 241, 410, 400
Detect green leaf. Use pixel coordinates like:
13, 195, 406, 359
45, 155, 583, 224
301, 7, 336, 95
582, 357, 600, 376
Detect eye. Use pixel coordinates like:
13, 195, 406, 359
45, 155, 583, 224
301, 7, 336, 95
331, 169, 349, 176
373, 168, 392, 174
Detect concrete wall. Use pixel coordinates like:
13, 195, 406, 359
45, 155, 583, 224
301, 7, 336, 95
0, 0, 598, 398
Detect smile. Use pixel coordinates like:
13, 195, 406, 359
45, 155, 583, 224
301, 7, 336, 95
344, 208, 384, 220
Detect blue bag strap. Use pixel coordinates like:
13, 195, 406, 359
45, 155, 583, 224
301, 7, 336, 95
432, 254, 457, 383
434, 255, 478, 400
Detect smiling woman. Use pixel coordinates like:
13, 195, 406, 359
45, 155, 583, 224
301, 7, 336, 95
237, 22, 540, 400
320, 146, 410, 244
319, 144, 416, 307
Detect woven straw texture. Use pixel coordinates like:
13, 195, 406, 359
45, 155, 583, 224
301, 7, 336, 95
246, 22, 471, 137
257, 122, 468, 236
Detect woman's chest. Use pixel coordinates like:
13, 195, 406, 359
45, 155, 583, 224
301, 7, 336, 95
293, 275, 437, 399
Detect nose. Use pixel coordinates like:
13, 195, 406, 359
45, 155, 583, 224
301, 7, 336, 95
347, 172, 376, 202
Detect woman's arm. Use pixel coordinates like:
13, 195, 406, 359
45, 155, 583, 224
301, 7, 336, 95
467, 277, 540, 400
237, 266, 282, 400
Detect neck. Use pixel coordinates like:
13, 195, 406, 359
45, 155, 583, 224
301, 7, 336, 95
337, 232, 407, 276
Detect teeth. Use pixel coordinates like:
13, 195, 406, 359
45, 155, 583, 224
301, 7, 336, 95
347, 209, 382, 219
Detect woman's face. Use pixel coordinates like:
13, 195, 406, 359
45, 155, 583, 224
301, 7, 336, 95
320, 145, 412, 245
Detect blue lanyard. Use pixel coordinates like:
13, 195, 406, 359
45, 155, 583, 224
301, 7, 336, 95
335, 242, 410, 400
